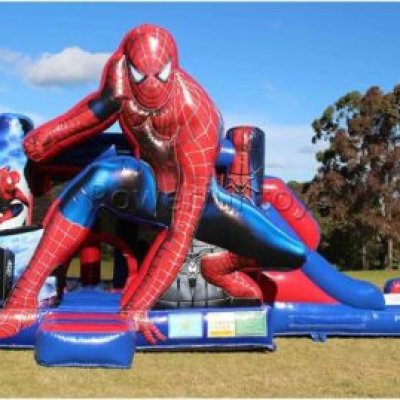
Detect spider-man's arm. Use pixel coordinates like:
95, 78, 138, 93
125, 106, 220, 343
23, 53, 129, 162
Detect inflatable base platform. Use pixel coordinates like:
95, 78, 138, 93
0, 287, 274, 368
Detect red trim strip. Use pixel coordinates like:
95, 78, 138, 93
45, 312, 124, 321
40, 322, 130, 334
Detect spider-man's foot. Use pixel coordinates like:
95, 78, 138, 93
0, 275, 39, 338
0, 212, 90, 338
201, 252, 263, 301
0, 308, 37, 338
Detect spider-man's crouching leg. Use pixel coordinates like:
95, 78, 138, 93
193, 179, 306, 304
201, 252, 263, 301
0, 213, 89, 338
0, 155, 156, 338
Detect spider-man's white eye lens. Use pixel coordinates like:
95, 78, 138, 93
157, 59, 172, 83
129, 63, 145, 83
6, 177, 12, 185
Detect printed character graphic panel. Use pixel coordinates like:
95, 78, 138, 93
0, 114, 33, 230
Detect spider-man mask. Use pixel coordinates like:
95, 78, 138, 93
124, 25, 178, 111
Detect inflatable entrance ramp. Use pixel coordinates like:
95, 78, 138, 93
35, 312, 135, 368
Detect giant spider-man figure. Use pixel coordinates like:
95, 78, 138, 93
0, 24, 307, 343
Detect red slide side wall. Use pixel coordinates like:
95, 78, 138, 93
259, 177, 336, 304
262, 177, 320, 250
255, 270, 337, 304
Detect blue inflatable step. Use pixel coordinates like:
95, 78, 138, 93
35, 312, 135, 368
58, 287, 121, 312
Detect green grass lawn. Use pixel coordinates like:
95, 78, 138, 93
345, 269, 400, 289
1, 269, 400, 398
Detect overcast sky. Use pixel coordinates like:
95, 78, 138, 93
0, 2, 399, 181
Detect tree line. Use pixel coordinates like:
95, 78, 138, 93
290, 85, 400, 270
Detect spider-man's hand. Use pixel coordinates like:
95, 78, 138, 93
23, 91, 121, 163
128, 310, 166, 345
23, 133, 52, 162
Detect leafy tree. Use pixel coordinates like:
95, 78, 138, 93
305, 85, 400, 269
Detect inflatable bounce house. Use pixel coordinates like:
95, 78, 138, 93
1, 25, 400, 369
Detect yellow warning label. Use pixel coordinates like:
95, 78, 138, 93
207, 312, 236, 337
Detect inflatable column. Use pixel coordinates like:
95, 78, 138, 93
225, 126, 265, 206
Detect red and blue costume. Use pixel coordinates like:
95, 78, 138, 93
0, 25, 307, 343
